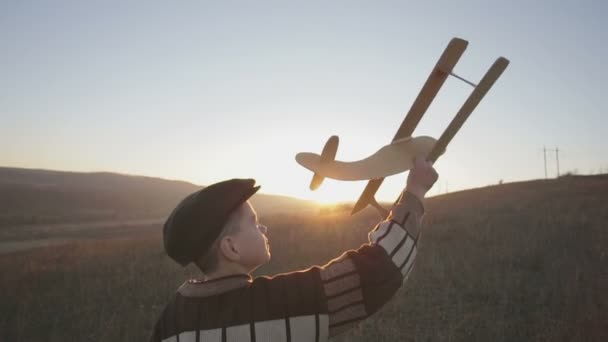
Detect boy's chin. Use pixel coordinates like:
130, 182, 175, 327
246, 255, 271, 271
258, 253, 271, 266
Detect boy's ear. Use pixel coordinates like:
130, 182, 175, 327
219, 236, 240, 262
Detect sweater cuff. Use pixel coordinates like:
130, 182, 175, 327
390, 190, 425, 224
402, 190, 425, 215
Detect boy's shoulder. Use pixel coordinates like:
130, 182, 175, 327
176, 268, 325, 300
177, 274, 252, 298
152, 270, 330, 341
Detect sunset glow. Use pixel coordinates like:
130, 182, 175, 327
1, 2, 605, 204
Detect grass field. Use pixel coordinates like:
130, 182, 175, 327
0, 175, 607, 341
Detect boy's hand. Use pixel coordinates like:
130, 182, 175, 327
406, 156, 439, 200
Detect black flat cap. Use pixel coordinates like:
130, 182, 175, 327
163, 178, 260, 266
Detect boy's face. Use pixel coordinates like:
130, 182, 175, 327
231, 201, 270, 271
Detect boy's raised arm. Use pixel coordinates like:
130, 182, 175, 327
318, 189, 425, 336
251, 157, 437, 339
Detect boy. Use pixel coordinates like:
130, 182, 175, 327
151, 157, 438, 341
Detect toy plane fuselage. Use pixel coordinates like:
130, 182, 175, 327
295, 136, 443, 183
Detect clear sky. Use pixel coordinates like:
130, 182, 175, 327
1, 0, 606, 203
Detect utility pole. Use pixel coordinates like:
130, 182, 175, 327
555, 147, 560, 177
543, 146, 547, 179
543, 146, 561, 178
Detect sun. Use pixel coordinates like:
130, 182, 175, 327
296, 181, 363, 205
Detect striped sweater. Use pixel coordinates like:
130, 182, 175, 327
150, 190, 425, 342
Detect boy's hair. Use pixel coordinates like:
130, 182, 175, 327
195, 204, 246, 274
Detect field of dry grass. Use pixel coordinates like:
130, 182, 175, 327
0, 175, 607, 341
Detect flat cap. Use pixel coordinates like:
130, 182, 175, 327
163, 178, 260, 266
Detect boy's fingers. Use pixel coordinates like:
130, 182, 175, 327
417, 156, 432, 168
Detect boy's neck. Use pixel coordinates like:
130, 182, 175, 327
203, 262, 251, 281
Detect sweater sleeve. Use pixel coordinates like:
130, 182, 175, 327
318, 190, 425, 337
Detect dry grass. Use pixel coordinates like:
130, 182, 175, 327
0, 175, 607, 341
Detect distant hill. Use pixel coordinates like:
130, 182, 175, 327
3, 166, 606, 229
0, 167, 319, 227
425, 173, 608, 214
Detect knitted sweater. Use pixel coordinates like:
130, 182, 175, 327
149, 190, 425, 342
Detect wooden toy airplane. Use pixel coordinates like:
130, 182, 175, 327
295, 37, 509, 216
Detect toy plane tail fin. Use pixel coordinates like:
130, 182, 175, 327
310, 135, 339, 190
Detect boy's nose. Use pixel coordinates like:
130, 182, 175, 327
258, 224, 268, 234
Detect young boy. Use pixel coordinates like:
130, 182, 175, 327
150, 157, 438, 342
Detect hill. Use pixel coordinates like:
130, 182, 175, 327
0, 167, 319, 227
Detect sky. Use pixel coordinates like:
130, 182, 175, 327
1, 0, 606, 203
